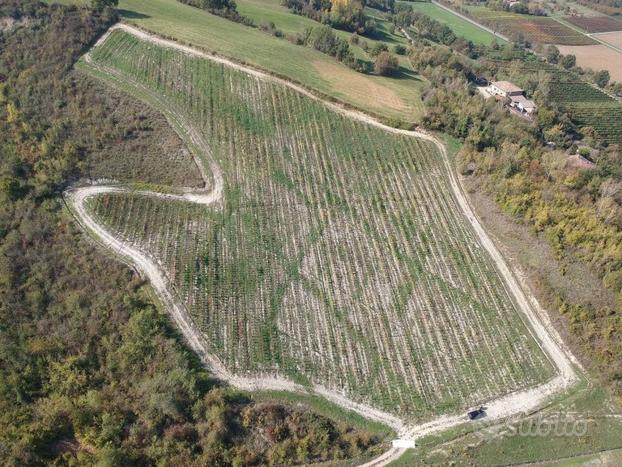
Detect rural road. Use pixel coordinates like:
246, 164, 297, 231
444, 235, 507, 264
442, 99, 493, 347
67, 23, 579, 466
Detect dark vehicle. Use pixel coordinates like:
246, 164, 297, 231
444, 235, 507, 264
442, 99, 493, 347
467, 407, 485, 420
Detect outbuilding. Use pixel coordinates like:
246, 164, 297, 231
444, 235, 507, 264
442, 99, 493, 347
511, 95, 537, 114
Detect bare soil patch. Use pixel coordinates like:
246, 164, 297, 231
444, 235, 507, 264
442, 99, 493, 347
557, 44, 622, 82
312, 60, 407, 113
594, 30, 622, 49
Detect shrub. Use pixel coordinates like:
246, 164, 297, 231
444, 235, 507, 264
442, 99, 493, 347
393, 44, 406, 55
594, 70, 610, 88
177, 0, 252, 24
259, 20, 284, 37
578, 147, 591, 158
303, 26, 358, 70
561, 54, 576, 69
370, 42, 389, 57
546, 45, 560, 64
374, 51, 398, 76
366, 0, 395, 13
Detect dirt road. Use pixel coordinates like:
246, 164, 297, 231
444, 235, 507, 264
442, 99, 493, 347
66, 23, 580, 466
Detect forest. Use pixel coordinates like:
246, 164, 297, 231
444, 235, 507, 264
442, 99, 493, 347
0, 1, 384, 464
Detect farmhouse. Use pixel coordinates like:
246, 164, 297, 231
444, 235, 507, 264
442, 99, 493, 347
489, 80, 524, 98
485, 80, 537, 117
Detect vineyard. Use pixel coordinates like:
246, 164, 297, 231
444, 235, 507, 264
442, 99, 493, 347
565, 15, 622, 33
567, 103, 622, 145
80, 29, 555, 420
548, 78, 622, 146
548, 80, 613, 103
465, 6, 597, 45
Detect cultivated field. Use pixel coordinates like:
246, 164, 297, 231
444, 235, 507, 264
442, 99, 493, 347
408, 2, 505, 45
548, 73, 622, 145
464, 6, 597, 45
80, 29, 556, 421
565, 15, 622, 32
557, 44, 622, 83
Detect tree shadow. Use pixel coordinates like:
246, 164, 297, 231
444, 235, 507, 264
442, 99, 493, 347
392, 66, 425, 82
364, 28, 400, 44
357, 57, 425, 82
118, 9, 151, 20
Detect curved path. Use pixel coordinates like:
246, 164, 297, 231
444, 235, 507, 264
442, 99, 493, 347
67, 23, 579, 466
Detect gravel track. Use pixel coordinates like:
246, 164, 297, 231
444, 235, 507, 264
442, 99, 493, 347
66, 23, 580, 466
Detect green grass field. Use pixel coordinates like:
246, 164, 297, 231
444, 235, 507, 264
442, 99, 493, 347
234, 0, 416, 74
405, 1, 505, 45
236, 0, 316, 35
49, 0, 427, 124
80, 29, 555, 421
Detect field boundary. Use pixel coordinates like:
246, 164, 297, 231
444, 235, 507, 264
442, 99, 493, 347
431, 0, 510, 42
66, 23, 580, 466
552, 16, 622, 53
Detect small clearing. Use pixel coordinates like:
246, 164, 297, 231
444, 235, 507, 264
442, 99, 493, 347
312, 60, 408, 113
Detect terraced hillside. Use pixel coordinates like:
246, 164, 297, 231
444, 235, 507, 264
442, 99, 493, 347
79, 29, 555, 420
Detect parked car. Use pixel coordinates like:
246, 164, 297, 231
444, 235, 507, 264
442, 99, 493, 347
467, 407, 485, 420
